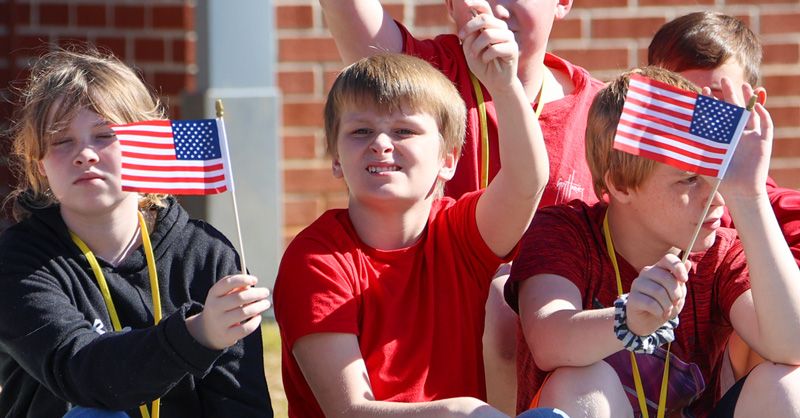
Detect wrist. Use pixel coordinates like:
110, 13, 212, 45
613, 294, 678, 354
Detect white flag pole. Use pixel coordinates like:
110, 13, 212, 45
680, 95, 757, 264
215, 100, 247, 274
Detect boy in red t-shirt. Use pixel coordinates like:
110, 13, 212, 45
505, 67, 800, 417
273, 52, 561, 417
648, 9, 800, 390
318, 2, 603, 411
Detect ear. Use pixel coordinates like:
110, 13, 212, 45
604, 170, 633, 204
754, 87, 767, 107
331, 157, 344, 179
37, 161, 47, 177
554, 0, 573, 20
438, 149, 458, 181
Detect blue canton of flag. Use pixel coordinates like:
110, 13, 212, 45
173, 120, 223, 160
689, 95, 746, 144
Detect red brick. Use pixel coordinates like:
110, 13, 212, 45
550, 18, 582, 40
279, 38, 341, 62
385, 4, 405, 22
283, 101, 326, 127
39, 3, 70, 26
95, 37, 127, 60
414, 4, 451, 27
278, 70, 315, 95
277, 5, 314, 29
729, 0, 796, 3
550, 47, 629, 72
772, 137, 800, 159
763, 43, 799, 65
14, 3, 32, 25
762, 75, 800, 97
639, 0, 712, 5
283, 135, 318, 159
769, 168, 800, 190
768, 105, 800, 130
284, 197, 321, 227
172, 38, 196, 64
761, 13, 800, 35
578, 0, 628, 7
135, 38, 166, 62
76, 4, 107, 28
114, 6, 146, 29
591, 17, 666, 39
13, 35, 50, 52
324, 69, 343, 92
153, 5, 194, 30
153, 71, 194, 96
324, 194, 349, 210
284, 167, 346, 193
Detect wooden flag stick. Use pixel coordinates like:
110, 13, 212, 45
216, 100, 248, 274
681, 177, 722, 264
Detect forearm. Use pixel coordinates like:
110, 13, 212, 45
524, 307, 624, 371
338, 397, 508, 418
318, 0, 402, 64
728, 193, 800, 361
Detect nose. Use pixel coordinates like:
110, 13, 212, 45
370, 133, 394, 154
74, 143, 100, 167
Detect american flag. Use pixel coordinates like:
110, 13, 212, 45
613, 73, 750, 178
111, 119, 233, 194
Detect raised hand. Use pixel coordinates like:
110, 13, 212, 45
458, 0, 518, 91
185, 274, 272, 350
626, 253, 690, 336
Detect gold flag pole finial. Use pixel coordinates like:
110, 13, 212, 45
216, 100, 224, 118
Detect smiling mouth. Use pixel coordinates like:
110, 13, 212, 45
368, 166, 400, 173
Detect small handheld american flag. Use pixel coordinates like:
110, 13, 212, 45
613, 72, 751, 179
111, 118, 233, 195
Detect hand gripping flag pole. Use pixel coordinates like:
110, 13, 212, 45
215, 100, 247, 273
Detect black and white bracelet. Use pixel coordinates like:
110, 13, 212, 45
613, 293, 679, 354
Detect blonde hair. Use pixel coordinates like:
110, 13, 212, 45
323, 54, 466, 198
7, 46, 168, 220
585, 67, 701, 200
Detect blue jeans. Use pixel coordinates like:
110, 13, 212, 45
516, 407, 571, 418
62, 407, 128, 418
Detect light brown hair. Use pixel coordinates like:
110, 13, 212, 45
585, 67, 701, 200
323, 54, 466, 198
648, 11, 762, 85
7, 46, 167, 220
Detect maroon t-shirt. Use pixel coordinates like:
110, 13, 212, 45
506, 200, 750, 417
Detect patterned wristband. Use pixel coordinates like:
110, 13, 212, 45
613, 293, 679, 354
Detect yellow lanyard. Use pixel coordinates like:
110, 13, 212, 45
603, 212, 671, 418
69, 212, 161, 418
469, 66, 545, 189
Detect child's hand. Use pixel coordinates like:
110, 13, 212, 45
705, 78, 773, 201
185, 274, 272, 351
626, 254, 689, 336
458, 0, 518, 90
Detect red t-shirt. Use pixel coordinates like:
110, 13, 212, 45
399, 23, 603, 206
722, 176, 800, 264
274, 191, 513, 417
505, 201, 751, 417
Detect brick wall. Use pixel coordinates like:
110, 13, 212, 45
0, 0, 196, 230
276, 0, 800, 245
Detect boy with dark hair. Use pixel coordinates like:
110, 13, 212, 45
273, 52, 563, 417
649, 10, 800, 384
505, 67, 800, 417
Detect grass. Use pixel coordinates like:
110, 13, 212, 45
262, 318, 288, 417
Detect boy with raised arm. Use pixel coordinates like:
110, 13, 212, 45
318, 2, 604, 411
273, 51, 561, 417
505, 67, 800, 417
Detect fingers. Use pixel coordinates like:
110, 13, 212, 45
630, 254, 689, 319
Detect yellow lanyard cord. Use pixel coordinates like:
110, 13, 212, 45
604, 212, 670, 418
70, 211, 161, 418
469, 66, 545, 189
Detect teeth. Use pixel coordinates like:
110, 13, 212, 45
368, 166, 399, 173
